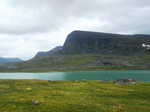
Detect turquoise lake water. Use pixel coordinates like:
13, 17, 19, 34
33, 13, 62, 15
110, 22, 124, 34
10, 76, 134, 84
0, 70, 150, 81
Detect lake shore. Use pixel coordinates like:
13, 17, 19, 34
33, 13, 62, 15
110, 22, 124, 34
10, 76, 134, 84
0, 65, 150, 73
0, 80, 150, 112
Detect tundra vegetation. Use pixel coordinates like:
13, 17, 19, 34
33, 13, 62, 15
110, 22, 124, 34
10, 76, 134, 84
0, 80, 150, 112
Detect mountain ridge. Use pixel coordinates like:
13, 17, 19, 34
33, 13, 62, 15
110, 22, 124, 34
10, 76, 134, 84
34, 46, 63, 59
62, 30, 150, 55
0, 57, 22, 64
1, 30, 150, 72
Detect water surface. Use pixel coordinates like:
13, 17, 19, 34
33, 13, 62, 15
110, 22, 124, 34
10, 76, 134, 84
0, 70, 150, 81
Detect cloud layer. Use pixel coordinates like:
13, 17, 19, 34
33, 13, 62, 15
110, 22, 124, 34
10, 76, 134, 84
0, 0, 150, 59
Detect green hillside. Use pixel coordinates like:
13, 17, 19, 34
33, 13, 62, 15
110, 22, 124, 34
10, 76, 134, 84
0, 54, 150, 72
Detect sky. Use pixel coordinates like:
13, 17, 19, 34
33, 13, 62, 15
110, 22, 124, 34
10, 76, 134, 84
0, 0, 150, 60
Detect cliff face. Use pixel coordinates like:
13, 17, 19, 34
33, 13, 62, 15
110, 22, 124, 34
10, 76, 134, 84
63, 31, 150, 55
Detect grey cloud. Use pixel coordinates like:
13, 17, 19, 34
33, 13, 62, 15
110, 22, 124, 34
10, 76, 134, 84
0, 0, 150, 34
0, 0, 150, 59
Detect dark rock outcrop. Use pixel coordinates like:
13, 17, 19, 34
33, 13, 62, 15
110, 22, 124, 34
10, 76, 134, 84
62, 30, 150, 55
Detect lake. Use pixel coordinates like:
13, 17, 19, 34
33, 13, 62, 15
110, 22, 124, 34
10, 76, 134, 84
0, 70, 150, 81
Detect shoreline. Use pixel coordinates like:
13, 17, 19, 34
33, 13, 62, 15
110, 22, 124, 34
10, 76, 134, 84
0, 67, 150, 73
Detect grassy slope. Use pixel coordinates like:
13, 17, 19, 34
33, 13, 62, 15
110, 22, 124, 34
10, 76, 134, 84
2, 54, 150, 72
0, 80, 150, 112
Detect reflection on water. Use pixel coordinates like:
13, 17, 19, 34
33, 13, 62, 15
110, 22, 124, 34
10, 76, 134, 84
0, 70, 150, 81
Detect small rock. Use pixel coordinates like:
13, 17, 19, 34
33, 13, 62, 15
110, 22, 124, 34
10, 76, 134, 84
113, 79, 136, 85
101, 80, 109, 83
32, 100, 40, 105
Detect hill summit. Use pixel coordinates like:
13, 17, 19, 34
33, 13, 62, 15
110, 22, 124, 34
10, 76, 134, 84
62, 30, 150, 55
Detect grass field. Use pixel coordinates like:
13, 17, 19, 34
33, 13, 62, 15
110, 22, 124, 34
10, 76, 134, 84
0, 80, 150, 112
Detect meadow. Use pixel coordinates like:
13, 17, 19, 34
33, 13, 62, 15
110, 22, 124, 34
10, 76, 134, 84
0, 80, 150, 112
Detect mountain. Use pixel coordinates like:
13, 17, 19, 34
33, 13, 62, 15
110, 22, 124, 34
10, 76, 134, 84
0, 57, 22, 64
34, 46, 62, 58
1, 30, 150, 72
62, 30, 150, 55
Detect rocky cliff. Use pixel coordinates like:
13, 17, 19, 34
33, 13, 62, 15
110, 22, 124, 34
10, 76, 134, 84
62, 30, 150, 55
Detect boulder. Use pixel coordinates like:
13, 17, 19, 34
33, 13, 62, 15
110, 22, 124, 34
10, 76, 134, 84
113, 79, 136, 85
32, 100, 40, 105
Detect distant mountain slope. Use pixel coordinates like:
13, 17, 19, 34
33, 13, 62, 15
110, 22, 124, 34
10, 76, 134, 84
62, 30, 150, 55
1, 30, 150, 72
0, 57, 22, 64
34, 46, 62, 59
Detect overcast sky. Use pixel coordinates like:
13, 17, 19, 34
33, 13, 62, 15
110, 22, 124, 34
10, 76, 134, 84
0, 0, 150, 60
